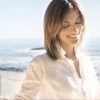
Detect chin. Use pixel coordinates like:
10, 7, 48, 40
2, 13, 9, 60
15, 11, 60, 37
68, 41, 78, 46
71, 39, 78, 44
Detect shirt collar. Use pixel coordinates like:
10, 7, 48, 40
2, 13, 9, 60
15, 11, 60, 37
57, 46, 81, 63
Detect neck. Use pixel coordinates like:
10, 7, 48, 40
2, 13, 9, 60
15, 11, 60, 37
62, 44, 76, 59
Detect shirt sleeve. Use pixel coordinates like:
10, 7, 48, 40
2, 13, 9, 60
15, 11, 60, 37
12, 57, 45, 100
81, 53, 100, 99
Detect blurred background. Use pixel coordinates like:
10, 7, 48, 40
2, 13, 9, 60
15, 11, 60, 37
0, 0, 100, 97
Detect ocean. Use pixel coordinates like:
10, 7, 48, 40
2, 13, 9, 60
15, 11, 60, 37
0, 37, 100, 75
0, 38, 45, 71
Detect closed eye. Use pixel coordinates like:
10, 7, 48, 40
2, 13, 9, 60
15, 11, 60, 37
62, 22, 70, 29
62, 21, 70, 29
75, 22, 81, 24
62, 24, 70, 29
75, 17, 82, 24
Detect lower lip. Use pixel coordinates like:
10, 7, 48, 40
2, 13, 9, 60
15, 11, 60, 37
67, 36, 78, 39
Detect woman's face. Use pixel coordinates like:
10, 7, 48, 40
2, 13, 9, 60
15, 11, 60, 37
58, 9, 83, 47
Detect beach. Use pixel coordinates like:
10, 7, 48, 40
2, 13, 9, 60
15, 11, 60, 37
0, 70, 26, 98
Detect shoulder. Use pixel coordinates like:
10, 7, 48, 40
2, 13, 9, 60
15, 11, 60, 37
80, 51, 92, 65
25, 53, 50, 80
79, 51, 96, 73
80, 51, 91, 63
30, 52, 55, 65
26, 52, 57, 79
26, 53, 55, 71
80, 51, 97, 75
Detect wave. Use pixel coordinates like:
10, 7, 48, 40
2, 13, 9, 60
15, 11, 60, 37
0, 50, 46, 71
15, 48, 45, 56
0, 67, 25, 72
16, 48, 33, 53
0, 60, 28, 71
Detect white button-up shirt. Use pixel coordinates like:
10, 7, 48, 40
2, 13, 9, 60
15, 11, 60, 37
13, 48, 100, 100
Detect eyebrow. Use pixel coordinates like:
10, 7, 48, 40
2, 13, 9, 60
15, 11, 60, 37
63, 16, 81, 23
63, 21, 70, 24
76, 16, 81, 20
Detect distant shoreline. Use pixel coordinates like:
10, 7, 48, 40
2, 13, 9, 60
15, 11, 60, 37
0, 67, 25, 72
30, 47, 44, 50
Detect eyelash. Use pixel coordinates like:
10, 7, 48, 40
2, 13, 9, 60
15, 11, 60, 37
63, 21, 81, 28
62, 25, 70, 29
75, 21, 81, 24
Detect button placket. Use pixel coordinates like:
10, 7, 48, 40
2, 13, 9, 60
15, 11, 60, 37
66, 59, 86, 96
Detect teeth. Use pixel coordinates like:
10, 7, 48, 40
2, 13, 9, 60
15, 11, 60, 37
68, 35, 77, 38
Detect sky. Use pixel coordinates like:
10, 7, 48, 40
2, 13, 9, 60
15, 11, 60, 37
0, 0, 100, 40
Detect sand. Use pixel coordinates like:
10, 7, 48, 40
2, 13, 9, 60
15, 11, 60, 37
0, 70, 26, 99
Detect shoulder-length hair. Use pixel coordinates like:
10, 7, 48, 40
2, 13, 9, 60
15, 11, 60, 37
44, 0, 85, 60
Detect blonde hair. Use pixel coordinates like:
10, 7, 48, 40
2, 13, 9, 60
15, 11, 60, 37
44, 0, 85, 59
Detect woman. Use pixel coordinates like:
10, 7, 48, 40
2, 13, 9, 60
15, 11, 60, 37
13, 0, 100, 99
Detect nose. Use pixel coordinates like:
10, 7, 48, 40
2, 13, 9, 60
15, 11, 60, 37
71, 24, 78, 33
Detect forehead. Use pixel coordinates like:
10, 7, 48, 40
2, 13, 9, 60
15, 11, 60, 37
63, 9, 80, 22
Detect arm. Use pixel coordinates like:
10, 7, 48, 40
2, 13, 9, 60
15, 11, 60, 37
13, 57, 45, 100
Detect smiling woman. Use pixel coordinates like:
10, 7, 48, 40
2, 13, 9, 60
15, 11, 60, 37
11, 0, 100, 100
0, 0, 100, 100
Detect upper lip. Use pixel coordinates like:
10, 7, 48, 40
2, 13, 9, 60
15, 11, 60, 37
67, 34, 78, 37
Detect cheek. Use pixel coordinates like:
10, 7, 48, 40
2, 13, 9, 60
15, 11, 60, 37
79, 27, 82, 31
59, 31, 66, 40
78, 25, 83, 32
58, 32, 63, 43
79, 25, 83, 31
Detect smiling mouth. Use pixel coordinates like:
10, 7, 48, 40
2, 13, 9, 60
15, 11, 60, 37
67, 35, 78, 39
